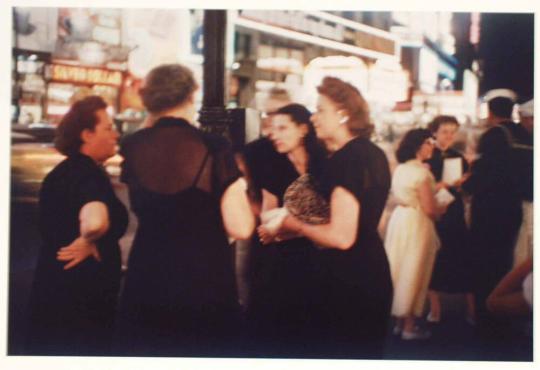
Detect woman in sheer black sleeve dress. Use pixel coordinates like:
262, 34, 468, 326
114, 64, 254, 357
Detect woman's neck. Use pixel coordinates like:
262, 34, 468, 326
324, 127, 355, 153
287, 146, 309, 175
79, 147, 102, 164
144, 105, 193, 128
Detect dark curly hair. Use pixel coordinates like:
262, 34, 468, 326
55, 95, 107, 156
139, 64, 198, 114
428, 115, 459, 133
274, 103, 327, 177
316, 76, 373, 139
396, 128, 433, 163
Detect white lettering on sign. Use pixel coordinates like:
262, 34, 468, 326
51, 65, 122, 86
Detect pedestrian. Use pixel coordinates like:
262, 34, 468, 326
424, 115, 476, 325
252, 103, 328, 357
385, 128, 445, 340
236, 87, 293, 311
115, 64, 255, 357
512, 98, 534, 267
26, 96, 128, 355
462, 91, 523, 318
273, 77, 393, 359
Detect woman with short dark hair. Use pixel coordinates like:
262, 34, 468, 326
424, 116, 475, 325
385, 128, 444, 340
115, 63, 254, 356
26, 96, 128, 355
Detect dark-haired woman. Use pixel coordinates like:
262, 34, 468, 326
115, 64, 254, 357
273, 78, 393, 359
26, 96, 128, 355
250, 103, 328, 357
424, 116, 475, 325
385, 128, 444, 340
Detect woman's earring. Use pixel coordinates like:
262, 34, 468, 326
339, 116, 349, 125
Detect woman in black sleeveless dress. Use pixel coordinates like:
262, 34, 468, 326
115, 64, 254, 357
273, 78, 393, 359
248, 104, 327, 357
26, 96, 128, 355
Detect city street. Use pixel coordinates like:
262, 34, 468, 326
8, 140, 532, 361
6, 6, 534, 366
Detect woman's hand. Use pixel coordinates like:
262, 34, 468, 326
435, 182, 448, 192
453, 173, 471, 189
257, 225, 276, 245
56, 236, 101, 270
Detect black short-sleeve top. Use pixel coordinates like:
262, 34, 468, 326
320, 137, 391, 243
38, 153, 128, 273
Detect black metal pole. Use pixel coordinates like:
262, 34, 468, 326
199, 9, 230, 136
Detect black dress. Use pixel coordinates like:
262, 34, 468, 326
316, 137, 393, 359
115, 117, 243, 357
246, 154, 324, 357
462, 126, 522, 313
26, 153, 128, 356
425, 147, 472, 293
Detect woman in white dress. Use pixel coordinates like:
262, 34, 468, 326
385, 128, 445, 340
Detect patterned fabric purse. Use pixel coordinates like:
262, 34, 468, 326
283, 174, 330, 225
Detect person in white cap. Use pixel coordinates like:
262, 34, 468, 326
461, 89, 523, 320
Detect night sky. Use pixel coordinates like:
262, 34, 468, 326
478, 13, 534, 101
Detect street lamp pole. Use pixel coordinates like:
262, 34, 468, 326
199, 9, 231, 136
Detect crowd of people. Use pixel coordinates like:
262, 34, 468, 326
23, 63, 533, 358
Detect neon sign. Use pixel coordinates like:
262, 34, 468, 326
50, 64, 122, 87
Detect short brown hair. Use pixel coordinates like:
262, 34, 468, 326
317, 76, 373, 139
428, 115, 459, 133
55, 95, 107, 156
139, 64, 198, 114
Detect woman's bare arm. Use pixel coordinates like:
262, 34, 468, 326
221, 177, 256, 240
281, 186, 359, 250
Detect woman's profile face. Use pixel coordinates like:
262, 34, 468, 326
417, 137, 435, 161
271, 114, 308, 154
311, 94, 341, 141
81, 109, 119, 163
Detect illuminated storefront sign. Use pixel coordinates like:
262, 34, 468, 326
239, 10, 397, 57
50, 64, 123, 86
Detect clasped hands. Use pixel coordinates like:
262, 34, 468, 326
56, 236, 101, 270
257, 208, 300, 245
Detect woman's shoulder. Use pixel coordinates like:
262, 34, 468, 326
332, 137, 378, 164
396, 160, 431, 180
42, 154, 103, 192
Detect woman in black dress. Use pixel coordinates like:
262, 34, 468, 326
250, 103, 327, 357
26, 96, 128, 355
115, 64, 255, 357
273, 77, 393, 359
425, 115, 475, 324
